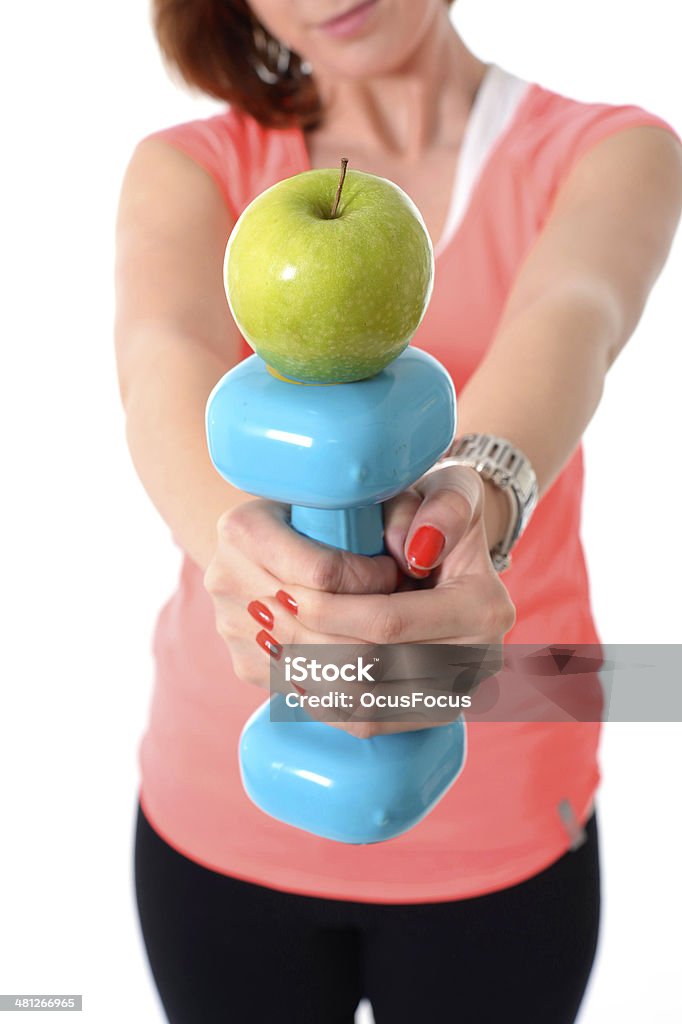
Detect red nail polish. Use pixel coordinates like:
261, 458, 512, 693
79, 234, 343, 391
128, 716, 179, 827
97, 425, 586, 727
256, 630, 282, 660
248, 600, 274, 629
275, 590, 298, 616
407, 525, 445, 570
291, 681, 307, 695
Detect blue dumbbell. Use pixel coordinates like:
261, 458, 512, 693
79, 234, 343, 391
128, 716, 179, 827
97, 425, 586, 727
206, 346, 467, 844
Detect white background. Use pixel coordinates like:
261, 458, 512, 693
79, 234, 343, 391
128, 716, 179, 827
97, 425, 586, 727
1, 1, 680, 1021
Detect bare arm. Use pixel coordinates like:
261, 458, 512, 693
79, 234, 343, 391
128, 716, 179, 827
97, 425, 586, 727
404, 125, 682, 565
114, 138, 246, 572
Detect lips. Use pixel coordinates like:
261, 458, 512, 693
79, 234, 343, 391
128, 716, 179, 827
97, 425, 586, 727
315, 0, 376, 30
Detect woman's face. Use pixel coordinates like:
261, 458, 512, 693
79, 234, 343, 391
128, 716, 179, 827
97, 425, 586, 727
246, 0, 446, 80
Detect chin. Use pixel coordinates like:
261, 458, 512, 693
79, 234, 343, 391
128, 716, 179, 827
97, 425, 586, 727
302, 2, 440, 81
308, 34, 426, 82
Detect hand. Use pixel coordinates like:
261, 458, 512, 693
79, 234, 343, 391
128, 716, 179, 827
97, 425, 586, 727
385, 461, 513, 586
257, 465, 515, 738
202, 498, 398, 691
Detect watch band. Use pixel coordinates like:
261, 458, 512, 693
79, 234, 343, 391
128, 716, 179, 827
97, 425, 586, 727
430, 434, 538, 573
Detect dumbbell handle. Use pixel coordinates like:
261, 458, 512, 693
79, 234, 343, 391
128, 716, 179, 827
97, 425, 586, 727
290, 504, 384, 557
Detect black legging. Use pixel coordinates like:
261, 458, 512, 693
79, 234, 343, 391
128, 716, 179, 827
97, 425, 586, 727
134, 800, 600, 1023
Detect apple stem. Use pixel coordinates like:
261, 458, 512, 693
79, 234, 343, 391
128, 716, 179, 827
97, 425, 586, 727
330, 158, 349, 218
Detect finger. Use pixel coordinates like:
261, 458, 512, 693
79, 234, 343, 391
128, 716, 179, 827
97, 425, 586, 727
216, 591, 362, 696
382, 488, 422, 570
245, 597, 373, 714
226, 636, 272, 690
404, 465, 485, 577
244, 592, 362, 656
277, 576, 514, 645
221, 499, 399, 595
204, 530, 273, 600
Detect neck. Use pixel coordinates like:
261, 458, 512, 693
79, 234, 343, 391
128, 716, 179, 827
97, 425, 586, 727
309, 11, 488, 161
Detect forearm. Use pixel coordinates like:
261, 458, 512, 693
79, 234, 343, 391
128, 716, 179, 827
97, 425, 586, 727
448, 127, 682, 554
120, 327, 248, 572
455, 284, 616, 550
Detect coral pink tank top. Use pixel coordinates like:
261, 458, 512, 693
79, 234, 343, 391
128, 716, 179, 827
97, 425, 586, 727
137, 66, 676, 902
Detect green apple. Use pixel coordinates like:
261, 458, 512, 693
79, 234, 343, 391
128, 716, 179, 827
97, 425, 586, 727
224, 163, 434, 384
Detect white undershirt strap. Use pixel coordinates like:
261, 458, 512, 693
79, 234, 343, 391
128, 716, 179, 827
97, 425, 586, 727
434, 64, 531, 259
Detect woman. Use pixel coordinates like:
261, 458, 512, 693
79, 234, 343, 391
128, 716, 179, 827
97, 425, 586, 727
115, 1, 682, 1021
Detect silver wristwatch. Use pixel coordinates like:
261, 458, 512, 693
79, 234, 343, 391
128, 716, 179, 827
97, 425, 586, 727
436, 434, 538, 572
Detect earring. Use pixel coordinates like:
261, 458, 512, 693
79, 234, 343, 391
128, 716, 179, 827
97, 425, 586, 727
251, 20, 313, 83
252, 22, 292, 84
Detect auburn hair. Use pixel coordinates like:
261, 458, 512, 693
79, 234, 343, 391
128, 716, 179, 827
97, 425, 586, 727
153, 0, 457, 130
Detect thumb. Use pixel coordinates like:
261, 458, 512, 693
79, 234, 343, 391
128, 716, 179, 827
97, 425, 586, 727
404, 465, 485, 577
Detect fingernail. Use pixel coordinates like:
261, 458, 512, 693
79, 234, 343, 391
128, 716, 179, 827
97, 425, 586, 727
291, 681, 307, 695
256, 630, 282, 660
409, 566, 431, 578
275, 590, 298, 616
248, 600, 274, 629
407, 525, 445, 571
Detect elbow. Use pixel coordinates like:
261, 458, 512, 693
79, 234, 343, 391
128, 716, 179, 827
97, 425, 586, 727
552, 276, 628, 372
113, 317, 164, 413
113, 313, 143, 412
588, 282, 628, 371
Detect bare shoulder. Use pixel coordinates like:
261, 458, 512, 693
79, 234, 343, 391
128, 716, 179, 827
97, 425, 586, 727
117, 135, 234, 241
115, 136, 239, 370
556, 123, 682, 216
499, 123, 682, 344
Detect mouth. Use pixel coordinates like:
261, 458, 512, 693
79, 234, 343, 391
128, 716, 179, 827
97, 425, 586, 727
312, 0, 380, 38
